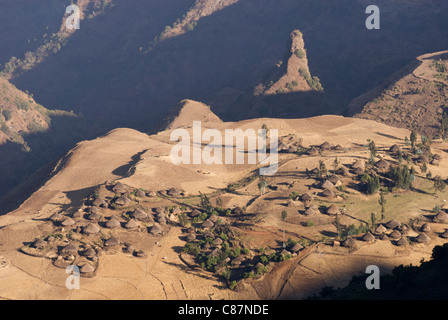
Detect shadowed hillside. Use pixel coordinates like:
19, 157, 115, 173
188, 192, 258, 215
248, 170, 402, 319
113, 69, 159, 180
6, 0, 448, 125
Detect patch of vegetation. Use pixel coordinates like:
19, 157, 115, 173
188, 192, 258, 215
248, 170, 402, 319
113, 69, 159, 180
294, 49, 305, 59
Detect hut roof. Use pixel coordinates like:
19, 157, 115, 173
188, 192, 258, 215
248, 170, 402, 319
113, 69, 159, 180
320, 141, 332, 150
106, 217, 121, 229
147, 190, 157, 197
213, 238, 223, 246
291, 243, 304, 252
87, 212, 101, 221
136, 189, 146, 198
124, 219, 139, 229
80, 263, 95, 274
380, 234, 389, 241
334, 144, 343, 151
136, 250, 147, 258
354, 167, 365, 175
208, 214, 219, 223
390, 230, 402, 239
203, 242, 211, 250
375, 159, 391, 169
112, 182, 126, 192
362, 232, 375, 242
62, 243, 78, 254
105, 237, 120, 247
422, 223, 431, 232
115, 196, 131, 207
321, 180, 334, 190
154, 207, 165, 215
186, 234, 196, 242
415, 233, 431, 243
278, 142, 289, 151
202, 219, 215, 228
33, 238, 46, 249
352, 159, 365, 169
84, 223, 100, 235
327, 204, 340, 215
304, 207, 316, 216
389, 144, 401, 153
396, 237, 408, 246
50, 213, 63, 222
61, 217, 75, 226
328, 175, 342, 184
301, 193, 313, 202
416, 156, 428, 164
72, 210, 83, 219
132, 208, 148, 221
84, 248, 96, 258
435, 211, 448, 222
172, 207, 182, 215
385, 220, 401, 229
342, 236, 356, 248
254, 262, 265, 270
204, 232, 214, 239
308, 147, 319, 156
233, 207, 244, 215
232, 256, 245, 266
321, 189, 335, 198
440, 230, 448, 239
92, 198, 107, 207
124, 245, 135, 254
338, 166, 350, 176
210, 248, 220, 257
190, 209, 201, 217
186, 227, 195, 234
168, 188, 183, 197
88, 206, 99, 214
150, 223, 163, 235
375, 224, 387, 234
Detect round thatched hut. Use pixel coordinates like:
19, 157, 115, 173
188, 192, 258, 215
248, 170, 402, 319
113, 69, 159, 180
362, 232, 375, 243
342, 236, 356, 248
415, 233, 431, 243
84, 223, 100, 235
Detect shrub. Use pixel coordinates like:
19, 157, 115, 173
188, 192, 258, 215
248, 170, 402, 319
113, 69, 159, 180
281, 210, 288, 220
294, 49, 305, 59
361, 173, 381, 194
2, 109, 12, 121
387, 165, 414, 190
289, 191, 299, 199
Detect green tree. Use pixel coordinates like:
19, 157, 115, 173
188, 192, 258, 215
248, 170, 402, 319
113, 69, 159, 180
410, 130, 417, 149
368, 140, 377, 158
388, 165, 413, 190
361, 173, 380, 194
434, 176, 446, 194
332, 157, 340, 174
370, 212, 377, 229
258, 176, 268, 195
378, 190, 387, 215
281, 210, 288, 221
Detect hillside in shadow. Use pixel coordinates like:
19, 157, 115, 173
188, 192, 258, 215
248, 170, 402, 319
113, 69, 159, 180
9, 0, 448, 126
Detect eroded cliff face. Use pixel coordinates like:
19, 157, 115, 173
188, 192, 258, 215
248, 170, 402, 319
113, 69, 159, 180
159, 0, 240, 41
354, 51, 448, 138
